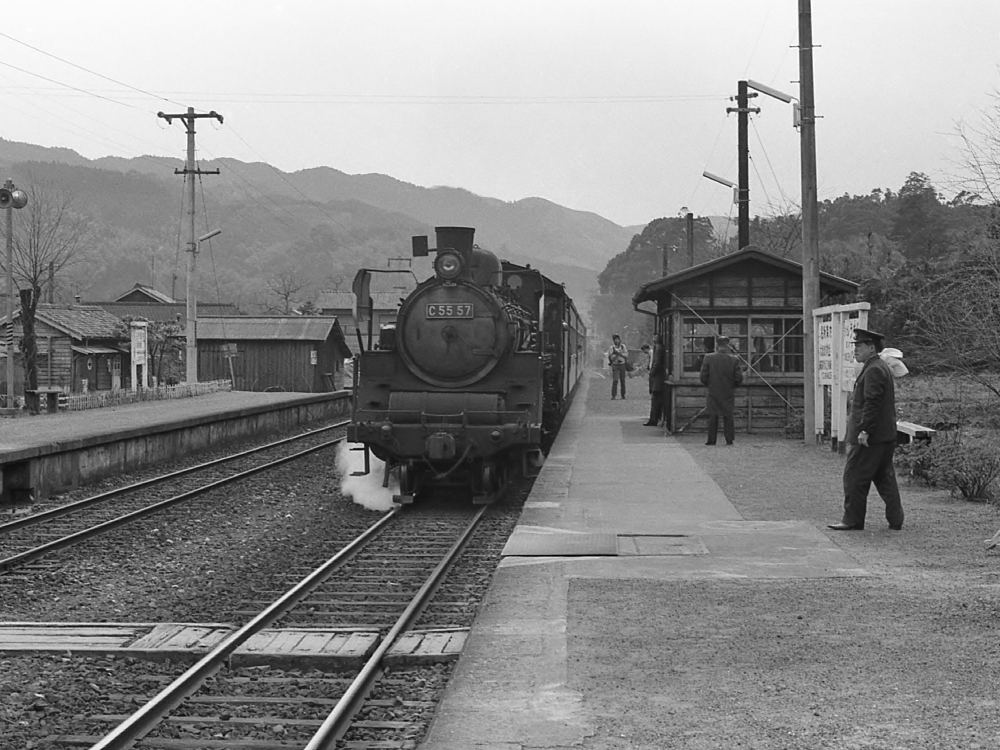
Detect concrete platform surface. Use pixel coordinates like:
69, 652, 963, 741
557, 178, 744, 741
0, 390, 331, 457
420, 374, 869, 750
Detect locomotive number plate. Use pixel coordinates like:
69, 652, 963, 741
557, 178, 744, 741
426, 303, 474, 319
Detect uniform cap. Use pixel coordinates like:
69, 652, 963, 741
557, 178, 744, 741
851, 328, 884, 345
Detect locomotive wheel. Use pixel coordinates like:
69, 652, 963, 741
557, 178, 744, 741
482, 462, 498, 493
399, 463, 416, 495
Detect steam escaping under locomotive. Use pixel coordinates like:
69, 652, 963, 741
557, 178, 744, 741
347, 226, 586, 503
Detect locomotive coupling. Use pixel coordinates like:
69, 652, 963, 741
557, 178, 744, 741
427, 432, 457, 460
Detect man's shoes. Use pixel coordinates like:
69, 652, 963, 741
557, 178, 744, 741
726, 441, 734, 446
643, 422, 658, 426
705, 441, 716, 446
889, 524, 902, 530
828, 522, 864, 531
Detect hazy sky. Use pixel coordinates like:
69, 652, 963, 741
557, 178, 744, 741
2, 1, 999, 227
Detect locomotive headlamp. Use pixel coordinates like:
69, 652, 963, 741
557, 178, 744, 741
435, 250, 463, 279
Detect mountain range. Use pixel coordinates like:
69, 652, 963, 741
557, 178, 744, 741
0, 138, 648, 312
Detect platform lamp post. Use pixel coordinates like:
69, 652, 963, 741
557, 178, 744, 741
2, 180, 28, 408
184, 228, 221, 385
701, 172, 739, 246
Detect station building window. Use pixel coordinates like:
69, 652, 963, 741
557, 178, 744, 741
682, 316, 803, 374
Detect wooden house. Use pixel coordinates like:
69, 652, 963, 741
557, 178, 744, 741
632, 247, 858, 434
0, 304, 129, 396
196, 316, 352, 392
113, 283, 178, 304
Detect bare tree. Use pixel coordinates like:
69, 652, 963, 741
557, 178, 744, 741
913, 241, 1000, 397
11, 181, 93, 400
262, 269, 311, 314
955, 92, 1000, 205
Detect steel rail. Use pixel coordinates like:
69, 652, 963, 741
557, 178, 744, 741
87, 507, 401, 750
304, 504, 489, 750
0, 419, 349, 535
0, 436, 345, 573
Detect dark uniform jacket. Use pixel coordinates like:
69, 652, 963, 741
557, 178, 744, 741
846, 355, 897, 444
648, 343, 667, 393
699, 351, 744, 416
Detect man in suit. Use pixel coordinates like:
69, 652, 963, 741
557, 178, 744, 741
643, 333, 667, 427
828, 328, 905, 531
699, 335, 743, 445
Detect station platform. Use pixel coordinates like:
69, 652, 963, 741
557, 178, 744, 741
420, 372, 871, 750
0, 390, 350, 503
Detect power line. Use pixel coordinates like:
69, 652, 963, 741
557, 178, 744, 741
1, 85, 729, 105
0, 30, 187, 109
0, 72, 179, 169
0, 59, 150, 113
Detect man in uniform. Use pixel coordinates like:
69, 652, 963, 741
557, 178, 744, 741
828, 328, 905, 531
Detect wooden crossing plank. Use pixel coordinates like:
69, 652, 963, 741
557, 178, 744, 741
417, 633, 453, 655
342, 631, 378, 657
294, 631, 337, 654
390, 633, 422, 655
385, 629, 470, 665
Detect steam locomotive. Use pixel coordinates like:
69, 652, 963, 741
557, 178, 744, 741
346, 226, 586, 503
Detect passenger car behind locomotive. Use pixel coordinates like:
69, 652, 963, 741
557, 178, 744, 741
347, 226, 585, 503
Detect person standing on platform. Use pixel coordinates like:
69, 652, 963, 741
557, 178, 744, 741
607, 334, 629, 399
699, 335, 743, 445
828, 328, 905, 531
644, 334, 667, 427
633, 344, 651, 378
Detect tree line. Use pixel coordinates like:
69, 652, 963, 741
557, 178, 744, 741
592, 169, 1000, 398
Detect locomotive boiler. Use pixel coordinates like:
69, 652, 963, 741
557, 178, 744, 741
347, 226, 585, 503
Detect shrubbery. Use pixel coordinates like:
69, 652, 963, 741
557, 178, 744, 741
896, 432, 1000, 501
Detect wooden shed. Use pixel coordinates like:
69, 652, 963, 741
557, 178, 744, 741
196, 316, 352, 393
0, 304, 128, 396
632, 247, 858, 435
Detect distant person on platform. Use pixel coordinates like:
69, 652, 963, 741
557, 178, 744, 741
699, 335, 743, 445
828, 328, 905, 531
632, 344, 651, 378
694, 335, 714, 372
644, 334, 667, 427
607, 334, 629, 399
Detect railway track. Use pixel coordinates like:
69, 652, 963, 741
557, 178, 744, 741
0, 421, 349, 574
51, 503, 488, 750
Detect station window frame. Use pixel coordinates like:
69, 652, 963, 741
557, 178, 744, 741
682, 315, 803, 375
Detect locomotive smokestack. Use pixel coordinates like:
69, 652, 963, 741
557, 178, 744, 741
435, 226, 475, 255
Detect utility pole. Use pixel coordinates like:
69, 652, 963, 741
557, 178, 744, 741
4, 181, 14, 407
3, 179, 27, 408
157, 108, 223, 384
798, 0, 821, 443
685, 211, 695, 266
727, 81, 760, 250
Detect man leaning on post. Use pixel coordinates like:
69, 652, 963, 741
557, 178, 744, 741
828, 328, 905, 532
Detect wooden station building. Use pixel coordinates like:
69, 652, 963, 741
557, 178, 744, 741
632, 247, 858, 435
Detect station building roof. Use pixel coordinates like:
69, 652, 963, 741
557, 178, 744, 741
632, 246, 858, 306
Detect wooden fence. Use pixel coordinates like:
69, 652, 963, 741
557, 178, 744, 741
60, 380, 232, 411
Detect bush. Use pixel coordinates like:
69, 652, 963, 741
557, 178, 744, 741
896, 432, 1000, 501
